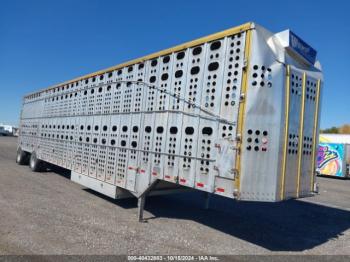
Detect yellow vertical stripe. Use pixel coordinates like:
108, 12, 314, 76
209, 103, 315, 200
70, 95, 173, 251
310, 79, 321, 191
279, 65, 291, 200
234, 29, 253, 196
296, 72, 307, 198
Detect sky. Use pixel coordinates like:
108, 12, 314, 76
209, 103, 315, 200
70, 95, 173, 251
0, 0, 349, 128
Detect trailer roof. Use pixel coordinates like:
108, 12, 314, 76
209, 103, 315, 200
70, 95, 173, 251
24, 22, 254, 98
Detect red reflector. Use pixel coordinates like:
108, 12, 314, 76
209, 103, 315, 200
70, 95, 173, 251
140, 169, 145, 173
216, 187, 225, 192
165, 175, 171, 179
197, 182, 204, 188
179, 178, 186, 183
128, 166, 133, 170
152, 172, 157, 176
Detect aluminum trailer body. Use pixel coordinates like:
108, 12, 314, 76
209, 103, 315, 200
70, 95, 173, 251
317, 143, 350, 178
17, 22, 323, 215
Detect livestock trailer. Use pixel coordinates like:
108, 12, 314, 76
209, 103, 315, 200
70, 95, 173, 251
317, 143, 350, 178
17, 22, 323, 220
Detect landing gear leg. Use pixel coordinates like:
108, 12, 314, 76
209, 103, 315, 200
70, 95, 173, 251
204, 192, 211, 210
138, 194, 146, 222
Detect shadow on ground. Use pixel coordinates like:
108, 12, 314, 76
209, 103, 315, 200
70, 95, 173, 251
44, 164, 71, 179
51, 167, 350, 252
145, 192, 350, 251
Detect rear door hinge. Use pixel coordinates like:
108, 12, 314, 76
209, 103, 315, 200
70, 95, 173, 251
243, 59, 248, 69
239, 93, 245, 102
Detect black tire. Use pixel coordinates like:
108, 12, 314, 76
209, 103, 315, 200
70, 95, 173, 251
16, 148, 29, 165
29, 152, 44, 172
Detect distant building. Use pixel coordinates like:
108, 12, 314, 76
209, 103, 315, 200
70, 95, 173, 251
317, 133, 350, 178
0, 124, 18, 136
320, 134, 350, 144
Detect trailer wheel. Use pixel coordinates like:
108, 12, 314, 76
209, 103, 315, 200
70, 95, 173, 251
16, 148, 29, 165
29, 152, 43, 172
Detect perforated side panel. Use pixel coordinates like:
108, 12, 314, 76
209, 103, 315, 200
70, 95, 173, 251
284, 71, 303, 199
163, 50, 189, 182
177, 43, 208, 188
106, 114, 120, 184
299, 76, 319, 196
19, 30, 249, 198
96, 115, 110, 181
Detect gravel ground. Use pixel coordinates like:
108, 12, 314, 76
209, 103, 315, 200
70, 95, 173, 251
0, 136, 349, 255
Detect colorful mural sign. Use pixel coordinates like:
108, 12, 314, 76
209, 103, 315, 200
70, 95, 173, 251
317, 143, 344, 177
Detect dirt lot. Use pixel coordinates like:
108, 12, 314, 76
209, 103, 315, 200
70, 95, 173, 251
0, 136, 349, 255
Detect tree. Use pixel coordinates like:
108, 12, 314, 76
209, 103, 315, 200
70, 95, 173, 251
339, 124, 350, 134
321, 124, 350, 134
321, 126, 339, 134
